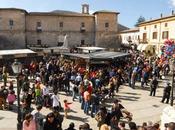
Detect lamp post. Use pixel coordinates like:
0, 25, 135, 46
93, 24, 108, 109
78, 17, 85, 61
171, 58, 175, 106
11, 59, 22, 130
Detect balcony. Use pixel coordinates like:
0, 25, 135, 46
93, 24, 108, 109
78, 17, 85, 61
36, 26, 42, 32
139, 39, 148, 44
127, 38, 132, 43
80, 27, 86, 33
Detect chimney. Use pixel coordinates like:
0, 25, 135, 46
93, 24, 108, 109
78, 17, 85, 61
160, 13, 163, 18
82, 4, 89, 14
172, 10, 174, 15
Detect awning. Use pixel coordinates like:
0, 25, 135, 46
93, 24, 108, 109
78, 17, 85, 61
62, 51, 130, 61
0, 49, 36, 59
137, 44, 144, 51
141, 44, 154, 52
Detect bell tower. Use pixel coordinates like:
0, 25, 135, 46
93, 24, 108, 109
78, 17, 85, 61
82, 4, 89, 14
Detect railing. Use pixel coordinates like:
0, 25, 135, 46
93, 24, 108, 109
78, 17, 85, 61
139, 39, 148, 44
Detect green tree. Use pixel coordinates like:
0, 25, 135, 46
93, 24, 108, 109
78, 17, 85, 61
135, 16, 146, 27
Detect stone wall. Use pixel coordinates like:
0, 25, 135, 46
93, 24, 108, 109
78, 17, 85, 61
26, 15, 95, 47
0, 9, 120, 50
0, 9, 26, 49
94, 12, 119, 48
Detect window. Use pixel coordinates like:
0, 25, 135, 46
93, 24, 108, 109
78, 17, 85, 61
81, 22, 85, 27
83, 6, 88, 13
143, 33, 147, 42
37, 22, 41, 27
9, 20, 14, 26
162, 31, 169, 39
128, 36, 132, 42
81, 40, 85, 45
36, 22, 42, 32
154, 25, 157, 28
144, 26, 146, 30
59, 22, 63, 28
165, 23, 168, 27
152, 32, 157, 39
37, 39, 41, 45
105, 22, 109, 28
138, 35, 140, 40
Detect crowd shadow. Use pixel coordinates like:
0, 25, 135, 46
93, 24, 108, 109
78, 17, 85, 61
152, 104, 160, 108
67, 115, 88, 122
121, 84, 151, 92
119, 92, 141, 96
155, 95, 162, 98
0, 116, 4, 120
117, 95, 140, 102
5, 105, 34, 115
100, 94, 140, 109
134, 86, 150, 91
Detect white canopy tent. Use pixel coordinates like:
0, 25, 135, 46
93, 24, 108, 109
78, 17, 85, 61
0, 49, 36, 59
137, 44, 145, 51
76, 47, 105, 53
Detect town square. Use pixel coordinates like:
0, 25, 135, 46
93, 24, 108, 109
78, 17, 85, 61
0, 0, 175, 130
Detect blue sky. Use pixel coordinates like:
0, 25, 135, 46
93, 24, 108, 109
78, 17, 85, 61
0, 0, 175, 28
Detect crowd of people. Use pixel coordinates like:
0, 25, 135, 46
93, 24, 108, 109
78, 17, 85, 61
0, 50, 174, 130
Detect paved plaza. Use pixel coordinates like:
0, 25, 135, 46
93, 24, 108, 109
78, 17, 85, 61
0, 78, 172, 130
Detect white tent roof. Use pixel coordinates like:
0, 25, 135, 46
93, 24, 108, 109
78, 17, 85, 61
76, 47, 106, 53
62, 51, 130, 60
0, 49, 36, 59
0, 49, 36, 56
77, 47, 105, 51
137, 44, 144, 51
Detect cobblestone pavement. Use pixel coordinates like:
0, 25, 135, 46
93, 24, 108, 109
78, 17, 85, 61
0, 77, 172, 130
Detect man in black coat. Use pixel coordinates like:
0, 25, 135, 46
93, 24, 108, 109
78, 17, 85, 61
161, 82, 171, 103
150, 76, 158, 96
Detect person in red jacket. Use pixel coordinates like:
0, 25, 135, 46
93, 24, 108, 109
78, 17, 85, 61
63, 99, 72, 118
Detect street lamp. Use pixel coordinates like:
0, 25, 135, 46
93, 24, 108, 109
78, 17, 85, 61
171, 58, 175, 106
11, 59, 22, 130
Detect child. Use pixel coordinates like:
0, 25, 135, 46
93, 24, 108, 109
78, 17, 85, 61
63, 99, 72, 118
7, 90, 16, 110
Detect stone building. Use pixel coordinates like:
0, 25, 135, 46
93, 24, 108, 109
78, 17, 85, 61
0, 8, 26, 49
0, 4, 120, 50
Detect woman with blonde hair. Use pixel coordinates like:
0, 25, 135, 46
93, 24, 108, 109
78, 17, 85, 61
100, 124, 109, 130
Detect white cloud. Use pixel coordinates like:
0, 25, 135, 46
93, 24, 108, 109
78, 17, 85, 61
170, 0, 175, 7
